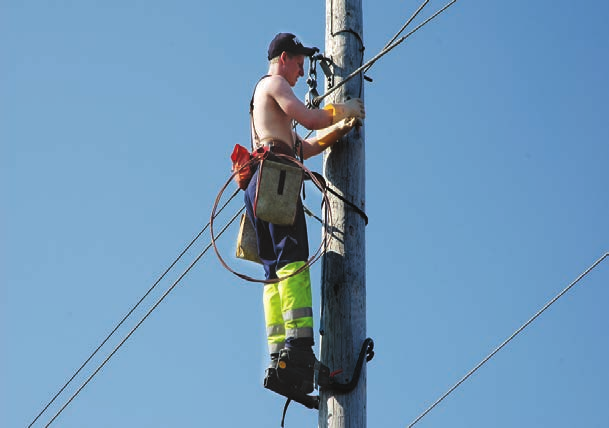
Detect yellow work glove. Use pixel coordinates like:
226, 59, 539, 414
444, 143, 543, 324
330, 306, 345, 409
323, 98, 365, 123
317, 117, 362, 149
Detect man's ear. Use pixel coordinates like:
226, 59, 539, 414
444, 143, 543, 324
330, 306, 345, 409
279, 51, 288, 64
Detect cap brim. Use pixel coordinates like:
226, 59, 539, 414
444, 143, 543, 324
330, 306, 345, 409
296, 46, 319, 57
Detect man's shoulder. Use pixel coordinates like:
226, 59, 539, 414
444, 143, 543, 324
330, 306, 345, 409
258, 74, 289, 93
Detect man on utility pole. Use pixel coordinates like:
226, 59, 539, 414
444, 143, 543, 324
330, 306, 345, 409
243, 33, 365, 405
319, 0, 368, 426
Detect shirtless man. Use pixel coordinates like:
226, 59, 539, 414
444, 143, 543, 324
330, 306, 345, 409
243, 33, 365, 398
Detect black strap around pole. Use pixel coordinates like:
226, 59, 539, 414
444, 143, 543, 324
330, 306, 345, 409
308, 172, 369, 225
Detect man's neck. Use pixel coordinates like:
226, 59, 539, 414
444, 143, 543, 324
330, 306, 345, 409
268, 62, 286, 78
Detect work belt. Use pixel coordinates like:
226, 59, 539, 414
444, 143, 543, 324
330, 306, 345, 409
259, 139, 295, 157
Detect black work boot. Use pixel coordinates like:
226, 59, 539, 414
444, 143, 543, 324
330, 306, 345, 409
263, 348, 327, 410
268, 353, 279, 368
264, 353, 279, 383
263, 364, 319, 410
275, 348, 319, 394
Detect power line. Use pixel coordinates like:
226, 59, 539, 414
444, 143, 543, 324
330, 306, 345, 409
43, 206, 244, 427
313, 0, 458, 107
407, 252, 609, 428
32, 2, 460, 424
30, 189, 240, 427
362, 0, 430, 74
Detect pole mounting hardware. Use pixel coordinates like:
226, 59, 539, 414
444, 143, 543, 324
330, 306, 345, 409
306, 54, 335, 108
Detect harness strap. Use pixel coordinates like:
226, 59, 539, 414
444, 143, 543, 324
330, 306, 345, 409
250, 75, 299, 158
250, 75, 271, 150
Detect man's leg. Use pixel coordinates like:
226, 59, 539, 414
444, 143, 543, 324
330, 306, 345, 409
277, 261, 314, 349
244, 170, 283, 367
263, 281, 285, 359
275, 261, 317, 394
246, 180, 319, 394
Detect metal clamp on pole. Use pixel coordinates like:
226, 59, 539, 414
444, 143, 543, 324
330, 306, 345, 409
306, 57, 320, 109
306, 54, 335, 108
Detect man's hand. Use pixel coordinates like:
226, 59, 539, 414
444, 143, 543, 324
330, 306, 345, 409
324, 98, 365, 123
317, 117, 362, 149
340, 116, 363, 130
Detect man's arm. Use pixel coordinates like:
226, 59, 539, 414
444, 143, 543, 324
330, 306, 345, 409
271, 77, 365, 130
268, 76, 333, 130
300, 117, 361, 160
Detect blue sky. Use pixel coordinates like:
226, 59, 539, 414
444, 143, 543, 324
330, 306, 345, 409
3, 1, 608, 427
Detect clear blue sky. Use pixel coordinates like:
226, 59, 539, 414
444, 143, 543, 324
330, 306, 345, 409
3, 1, 608, 427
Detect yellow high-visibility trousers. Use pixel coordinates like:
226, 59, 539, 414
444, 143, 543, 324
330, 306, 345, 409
263, 261, 313, 354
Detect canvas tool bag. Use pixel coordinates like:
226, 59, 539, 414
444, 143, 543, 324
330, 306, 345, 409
254, 155, 303, 226
235, 213, 262, 264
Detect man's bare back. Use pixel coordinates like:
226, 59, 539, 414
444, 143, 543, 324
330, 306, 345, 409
251, 75, 296, 147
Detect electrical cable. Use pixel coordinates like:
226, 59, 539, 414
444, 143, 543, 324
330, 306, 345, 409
33, 2, 459, 424
29, 189, 239, 427
314, 0, 458, 107
362, 0, 430, 74
331, 27, 366, 99
42, 206, 244, 427
407, 252, 609, 428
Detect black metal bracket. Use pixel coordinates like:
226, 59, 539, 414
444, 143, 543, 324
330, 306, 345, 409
315, 54, 334, 90
321, 338, 375, 393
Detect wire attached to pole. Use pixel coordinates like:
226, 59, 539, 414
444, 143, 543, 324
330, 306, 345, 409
313, 0, 458, 107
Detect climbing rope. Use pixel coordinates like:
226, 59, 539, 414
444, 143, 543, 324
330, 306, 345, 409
407, 252, 609, 428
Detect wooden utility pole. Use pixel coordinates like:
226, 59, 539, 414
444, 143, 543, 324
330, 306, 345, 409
319, 0, 366, 427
